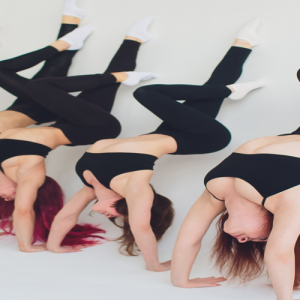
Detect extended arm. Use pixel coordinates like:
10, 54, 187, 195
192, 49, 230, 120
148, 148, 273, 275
171, 190, 226, 287
47, 185, 96, 253
13, 168, 46, 252
264, 199, 300, 300
125, 183, 168, 271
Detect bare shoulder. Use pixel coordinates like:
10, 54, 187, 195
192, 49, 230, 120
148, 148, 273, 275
235, 136, 277, 154
124, 170, 153, 191
110, 169, 154, 196
17, 156, 46, 182
273, 185, 300, 211
198, 189, 226, 210
87, 139, 116, 153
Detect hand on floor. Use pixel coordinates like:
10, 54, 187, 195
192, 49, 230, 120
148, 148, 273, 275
160, 260, 171, 270
47, 244, 95, 254
20, 244, 48, 252
147, 260, 171, 272
180, 277, 227, 288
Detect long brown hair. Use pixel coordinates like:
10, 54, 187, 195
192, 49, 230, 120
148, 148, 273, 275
109, 185, 174, 256
211, 210, 300, 288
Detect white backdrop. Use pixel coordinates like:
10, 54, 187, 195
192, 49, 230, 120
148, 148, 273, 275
0, 0, 300, 299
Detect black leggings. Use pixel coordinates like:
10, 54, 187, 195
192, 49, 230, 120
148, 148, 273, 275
133, 46, 252, 155
1, 24, 79, 124
26, 40, 141, 146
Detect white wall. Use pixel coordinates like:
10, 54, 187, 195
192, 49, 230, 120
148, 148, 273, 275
1, 0, 300, 299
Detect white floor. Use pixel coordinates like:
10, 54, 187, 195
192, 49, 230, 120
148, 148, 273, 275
0, 229, 292, 300
1, 0, 300, 299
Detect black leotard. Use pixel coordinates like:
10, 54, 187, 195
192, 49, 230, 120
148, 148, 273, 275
75, 152, 157, 190
25, 40, 140, 146
0, 139, 51, 172
0, 24, 79, 125
134, 47, 252, 155
0, 40, 141, 146
204, 128, 300, 206
74, 47, 252, 189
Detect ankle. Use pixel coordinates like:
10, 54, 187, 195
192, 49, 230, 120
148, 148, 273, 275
111, 72, 129, 83
51, 40, 70, 51
227, 85, 235, 93
124, 36, 143, 44
62, 15, 81, 25
233, 38, 252, 49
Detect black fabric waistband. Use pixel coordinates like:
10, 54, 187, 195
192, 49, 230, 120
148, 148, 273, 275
0, 139, 51, 165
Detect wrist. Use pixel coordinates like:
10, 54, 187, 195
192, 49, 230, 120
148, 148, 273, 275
171, 277, 189, 288
19, 243, 32, 252
46, 242, 60, 252
146, 262, 162, 271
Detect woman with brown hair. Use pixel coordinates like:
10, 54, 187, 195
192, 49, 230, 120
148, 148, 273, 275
170, 98, 300, 298
47, 19, 266, 272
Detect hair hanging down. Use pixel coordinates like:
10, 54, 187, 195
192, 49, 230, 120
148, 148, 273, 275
109, 185, 174, 256
0, 176, 105, 246
211, 210, 300, 288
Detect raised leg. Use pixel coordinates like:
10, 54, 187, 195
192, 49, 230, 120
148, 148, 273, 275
77, 39, 141, 112
26, 74, 120, 127
5, 23, 80, 124
184, 46, 252, 119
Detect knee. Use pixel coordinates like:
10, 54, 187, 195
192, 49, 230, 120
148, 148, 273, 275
13, 207, 34, 218
107, 118, 122, 139
215, 127, 231, 151
133, 85, 160, 103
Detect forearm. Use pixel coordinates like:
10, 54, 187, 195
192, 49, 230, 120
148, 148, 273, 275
47, 215, 78, 251
266, 253, 295, 300
171, 238, 201, 287
132, 228, 161, 270
13, 210, 35, 251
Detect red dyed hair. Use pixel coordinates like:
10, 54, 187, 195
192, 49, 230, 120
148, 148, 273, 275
211, 210, 300, 288
0, 176, 105, 246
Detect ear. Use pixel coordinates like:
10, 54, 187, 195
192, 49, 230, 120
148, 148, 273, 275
237, 237, 249, 243
4, 198, 14, 202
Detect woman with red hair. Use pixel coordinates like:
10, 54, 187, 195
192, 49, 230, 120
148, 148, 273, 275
0, 13, 156, 252
171, 113, 300, 298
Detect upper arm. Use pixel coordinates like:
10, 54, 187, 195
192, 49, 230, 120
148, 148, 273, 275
125, 183, 154, 230
14, 166, 46, 210
176, 189, 226, 246
265, 201, 300, 259
56, 185, 96, 220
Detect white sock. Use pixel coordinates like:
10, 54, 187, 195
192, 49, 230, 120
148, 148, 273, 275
122, 72, 159, 86
126, 16, 154, 43
59, 24, 94, 50
236, 18, 261, 47
228, 79, 266, 100
63, 0, 86, 19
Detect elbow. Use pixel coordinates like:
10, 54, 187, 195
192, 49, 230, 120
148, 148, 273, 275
130, 222, 152, 234
53, 212, 77, 224
171, 279, 186, 288
13, 208, 34, 219
171, 275, 189, 288
265, 250, 294, 265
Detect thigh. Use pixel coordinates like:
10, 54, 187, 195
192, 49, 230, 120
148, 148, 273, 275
6, 99, 58, 124
0, 69, 30, 98
77, 83, 121, 113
